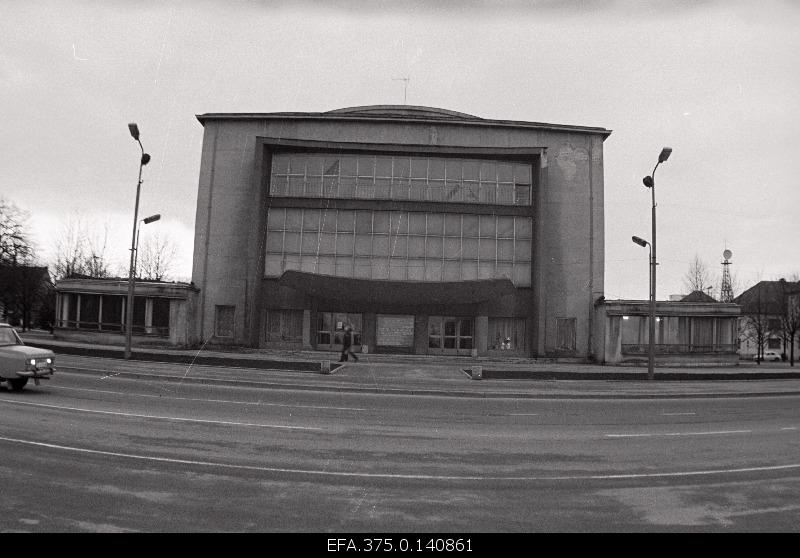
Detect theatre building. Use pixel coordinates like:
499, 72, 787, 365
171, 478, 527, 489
192, 106, 610, 358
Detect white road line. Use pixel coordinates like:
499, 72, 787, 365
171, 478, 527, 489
2, 435, 800, 482
661, 412, 697, 416
50, 385, 367, 412
606, 430, 752, 438
508, 413, 540, 416
781, 427, 798, 431
0, 398, 322, 431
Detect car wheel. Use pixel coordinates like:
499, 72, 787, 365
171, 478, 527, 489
7, 377, 28, 391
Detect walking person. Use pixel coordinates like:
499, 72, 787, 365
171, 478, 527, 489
339, 324, 358, 362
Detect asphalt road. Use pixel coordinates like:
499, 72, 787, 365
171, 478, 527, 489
1, 357, 799, 532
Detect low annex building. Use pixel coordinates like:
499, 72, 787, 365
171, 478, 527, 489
191, 105, 610, 358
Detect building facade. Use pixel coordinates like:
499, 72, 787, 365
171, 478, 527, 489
192, 106, 610, 358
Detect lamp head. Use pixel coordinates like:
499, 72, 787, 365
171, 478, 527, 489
642, 176, 654, 188
658, 147, 672, 163
128, 123, 140, 140
143, 214, 161, 224
631, 235, 649, 248
141, 153, 151, 166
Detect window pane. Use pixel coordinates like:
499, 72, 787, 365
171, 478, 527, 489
497, 217, 514, 238
429, 179, 444, 202
284, 232, 300, 253
409, 179, 427, 200
479, 238, 495, 260
323, 157, 341, 176
338, 176, 356, 198
336, 257, 353, 277
374, 177, 390, 199
355, 211, 372, 233
408, 213, 426, 235
389, 236, 407, 257
514, 164, 532, 184
301, 231, 318, 253
306, 156, 324, 177
335, 233, 354, 254
373, 235, 390, 256
337, 210, 355, 232
372, 259, 389, 279
462, 260, 477, 280
300, 255, 317, 273
497, 183, 514, 204
497, 239, 514, 260
462, 215, 479, 237
266, 231, 283, 252
270, 175, 288, 196
462, 238, 478, 258
408, 259, 424, 281
513, 263, 531, 286
424, 260, 442, 281
271, 154, 289, 174
375, 157, 392, 177
515, 185, 531, 205
339, 156, 357, 177
302, 209, 320, 231
426, 214, 443, 235
354, 257, 371, 278
317, 256, 334, 275
408, 236, 425, 257
285, 209, 302, 231
498, 163, 514, 182
480, 162, 496, 181
479, 215, 496, 237
462, 161, 479, 180
267, 208, 285, 230
318, 233, 335, 254
443, 260, 460, 281
354, 235, 372, 256
373, 212, 390, 234
410, 158, 428, 178
320, 212, 336, 232
393, 157, 410, 179
496, 263, 513, 280
389, 259, 406, 280
429, 158, 445, 179
515, 240, 532, 261
426, 237, 443, 258
478, 261, 494, 279
444, 214, 461, 236
515, 218, 532, 239
444, 237, 461, 259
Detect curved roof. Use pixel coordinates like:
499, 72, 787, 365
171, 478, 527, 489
277, 270, 516, 306
325, 105, 482, 120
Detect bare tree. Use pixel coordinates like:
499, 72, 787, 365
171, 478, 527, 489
780, 275, 800, 366
52, 215, 112, 279
0, 198, 34, 265
683, 254, 714, 296
137, 232, 176, 281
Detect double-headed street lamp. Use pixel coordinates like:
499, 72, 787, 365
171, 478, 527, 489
639, 147, 672, 380
125, 123, 152, 360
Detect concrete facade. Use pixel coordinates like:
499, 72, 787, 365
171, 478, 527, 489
191, 106, 610, 358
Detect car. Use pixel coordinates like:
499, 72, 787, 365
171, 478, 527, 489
753, 350, 782, 362
0, 323, 56, 391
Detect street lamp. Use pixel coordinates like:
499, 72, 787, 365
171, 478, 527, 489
134, 214, 162, 276
125, 123, 152, 360
631, 235, 654, 378
641, 147, 672, 380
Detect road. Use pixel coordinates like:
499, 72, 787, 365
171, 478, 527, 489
1, 355, 799, 532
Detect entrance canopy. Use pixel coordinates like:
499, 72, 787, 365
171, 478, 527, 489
277, 270, 516, 306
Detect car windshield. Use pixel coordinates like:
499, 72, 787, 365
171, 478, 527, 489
0, 327, 22, 346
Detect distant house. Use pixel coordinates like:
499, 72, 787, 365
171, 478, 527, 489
680, 290, 717, 303
735, 279, 800, 360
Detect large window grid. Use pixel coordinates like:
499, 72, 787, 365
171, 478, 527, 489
270, 153, 532, 206
265, 208, 532, 286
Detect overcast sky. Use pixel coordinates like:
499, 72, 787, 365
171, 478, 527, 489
2, 0, 798, 299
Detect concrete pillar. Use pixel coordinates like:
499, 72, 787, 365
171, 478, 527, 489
475, 315, 488, 356
145, 298, 154, 334
302, 309, 312, 349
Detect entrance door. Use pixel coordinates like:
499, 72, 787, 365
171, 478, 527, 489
428, 316, 473, 355
316, 312, 362, 351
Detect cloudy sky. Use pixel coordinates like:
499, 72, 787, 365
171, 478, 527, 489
2, 0, 798, 299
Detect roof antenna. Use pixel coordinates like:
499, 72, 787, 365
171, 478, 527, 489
392, 77, 409, 104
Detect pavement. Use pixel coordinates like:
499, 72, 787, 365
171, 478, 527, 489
19, 330, 800, 399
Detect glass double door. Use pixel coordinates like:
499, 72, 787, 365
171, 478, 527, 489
428, 316, 474, 355
316, 312, 362, 350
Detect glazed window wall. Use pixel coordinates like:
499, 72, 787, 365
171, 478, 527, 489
265, 208, 532, 287
270, 153, 532, 206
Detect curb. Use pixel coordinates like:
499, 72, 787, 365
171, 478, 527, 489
57, 367, 800, 400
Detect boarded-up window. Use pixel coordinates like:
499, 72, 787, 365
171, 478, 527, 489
556, 317, 577, 352
376, 315, 415, 347
215, 305, 235, 338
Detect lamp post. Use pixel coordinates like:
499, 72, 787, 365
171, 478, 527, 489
641, 147, 672, 380
125, 123, 151, 360
631, 235, 654, 379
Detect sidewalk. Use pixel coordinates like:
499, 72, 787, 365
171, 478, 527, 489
20, 331, 800, 399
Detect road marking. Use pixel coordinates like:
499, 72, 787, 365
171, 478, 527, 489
0, 398, 322, 431
606, 429, 752, 438
508, 413, 540, 416
661, 412, 696, 416
781, 427, 797, 431
2, 435, 800, 482
49, 385, 367, 412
